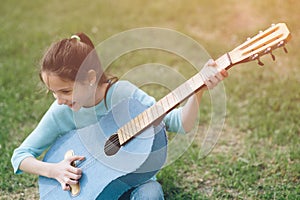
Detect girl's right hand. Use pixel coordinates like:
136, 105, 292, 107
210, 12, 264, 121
200, 59, 228, 89
49, 155, 85, 191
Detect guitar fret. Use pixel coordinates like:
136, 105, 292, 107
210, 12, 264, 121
165, 94, 171, 108
174, 84, 185, 102
216, 54, 231, 70
184, 82, 193, 96
165, 96, 171, 106
142, 112, 148, 126
178, 84, 187, 101
194, 73, 204, 88
189, 76, 198, 91
147, 108, 155, 124
152, 105, 159, 119
137, 114, 145, 129
161, 98, 169, 111
165, 97, 170, 110
168, 92, 178, 108
118, 128, 125, 143
129, 120, 137, 136
170, 93, 177, 106
159, 97, 169, 112
133, 117, 141, 135
192, 73, 202, 90
166, 93, 174, 108
138, 116, 143, 128
143, 110, 150, 125
121, 129, 126, 144
140, 116, 145, 129
157, 103, 165, 116
130, 120, 136, 138
124, 123, 130, 141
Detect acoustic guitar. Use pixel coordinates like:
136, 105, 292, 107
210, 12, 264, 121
38, 23, 291, 199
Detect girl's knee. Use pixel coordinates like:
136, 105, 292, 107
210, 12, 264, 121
131, 180, 164, 200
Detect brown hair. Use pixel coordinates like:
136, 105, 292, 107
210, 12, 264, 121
40, 32, 118, 108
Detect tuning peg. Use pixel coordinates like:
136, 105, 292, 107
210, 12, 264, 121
264, 47, 276, 61
259, 30, 263, 34
264, 47, 271, 54
271, 23, 275, 27
251, 54, 264, 66
247, 37, 251, 41
270, 52, 276, 61
257, 58, 264, 66
251, 53, 259, 60
277, 41, 288, 53
277, 41, 285, 47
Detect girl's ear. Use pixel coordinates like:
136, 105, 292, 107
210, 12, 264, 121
87, 70, 97, 86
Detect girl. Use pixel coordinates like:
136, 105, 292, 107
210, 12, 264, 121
11, 32, 227, 199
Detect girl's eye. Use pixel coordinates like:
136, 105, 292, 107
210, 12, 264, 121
62, 90, 71, 94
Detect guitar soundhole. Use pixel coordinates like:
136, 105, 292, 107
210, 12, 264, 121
104, 134, 121, 156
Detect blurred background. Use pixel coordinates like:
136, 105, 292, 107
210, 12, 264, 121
0, 0, 299, 199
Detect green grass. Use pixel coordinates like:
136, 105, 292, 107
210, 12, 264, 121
1, 0, 299, 199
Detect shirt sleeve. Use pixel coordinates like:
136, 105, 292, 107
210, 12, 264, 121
11, 102, 71, 174
163, 107, 186, 134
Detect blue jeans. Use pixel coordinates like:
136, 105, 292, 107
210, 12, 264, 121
119, 180, 165, 200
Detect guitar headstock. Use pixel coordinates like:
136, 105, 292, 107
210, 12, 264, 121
228, 23, 292, 66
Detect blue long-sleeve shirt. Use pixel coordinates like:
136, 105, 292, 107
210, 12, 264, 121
11, 80, 185, 174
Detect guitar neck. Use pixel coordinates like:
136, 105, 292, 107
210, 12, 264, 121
118, 53, 232, 145
117, 22, 292, 145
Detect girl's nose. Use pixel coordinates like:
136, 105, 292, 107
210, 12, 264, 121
53, 93, 67, 105
57, 98, 67, 105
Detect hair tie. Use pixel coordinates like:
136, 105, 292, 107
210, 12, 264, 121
71, 35, 81, 41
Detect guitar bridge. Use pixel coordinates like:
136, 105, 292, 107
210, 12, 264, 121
64, 150, 81, 197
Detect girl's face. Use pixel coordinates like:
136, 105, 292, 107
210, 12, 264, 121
41, 72, 98, 111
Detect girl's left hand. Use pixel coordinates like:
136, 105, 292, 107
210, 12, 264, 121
200, 59, 228, 89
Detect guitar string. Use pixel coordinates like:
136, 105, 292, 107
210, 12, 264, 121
105, 56, 229, 149
115, 103, 164, 145
75, 56, 229, 166
106, 90, 182, 147
104, 54, 237, 165
105, 70, 205, 148
79, 53, 247, 170
85, 37, 280, 164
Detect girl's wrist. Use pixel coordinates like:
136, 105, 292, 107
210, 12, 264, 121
45, 162, 57, 179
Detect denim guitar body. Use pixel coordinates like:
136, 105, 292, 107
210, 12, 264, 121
38, 98, 168, 200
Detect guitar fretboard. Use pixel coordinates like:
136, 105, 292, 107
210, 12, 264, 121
118, 53, 231, 145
